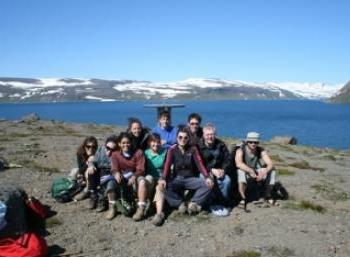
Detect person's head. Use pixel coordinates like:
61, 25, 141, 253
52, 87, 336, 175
117, 132, 132, 153
187, 113, 202, 134
77, 136, 98, 160
147, 133, 161, 153
127, 117, 143, 138
176, 127, 190, 148
202, 123, 216, 145
105, 135, 118, 157
158, 110, 171, 128
245, 132, 260, 151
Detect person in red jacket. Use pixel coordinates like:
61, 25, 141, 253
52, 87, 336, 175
110, 132, 147, 221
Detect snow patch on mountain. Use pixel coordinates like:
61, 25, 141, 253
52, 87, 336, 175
84, 95, 116, 102
0, 78, 93, 89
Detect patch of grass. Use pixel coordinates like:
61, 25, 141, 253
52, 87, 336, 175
45, 217, 62, 228
15, 158, 60, 173
289, 160, 325, 172
311, 183, 349, 201
283, 200, 326, 214
323, 155, 337, 161
229, 251, 261, 257
277, 168, 295, 176
267, 246, 295, 257
270, 154, 284, 163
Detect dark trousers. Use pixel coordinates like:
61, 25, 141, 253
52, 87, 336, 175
165, 176, 212, 208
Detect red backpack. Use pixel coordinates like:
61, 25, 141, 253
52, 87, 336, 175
0, 232, 48, 257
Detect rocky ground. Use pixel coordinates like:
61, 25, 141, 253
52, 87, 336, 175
0, 118, 350, 257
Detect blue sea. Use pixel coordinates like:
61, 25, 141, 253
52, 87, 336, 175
1, 100, 350, 150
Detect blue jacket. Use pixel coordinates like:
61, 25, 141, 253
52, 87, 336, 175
152, 125, 177, 149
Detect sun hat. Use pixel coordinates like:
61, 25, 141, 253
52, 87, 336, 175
246, 132, 260, 142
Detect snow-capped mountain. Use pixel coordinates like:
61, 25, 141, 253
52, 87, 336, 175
0, 77, 343, 103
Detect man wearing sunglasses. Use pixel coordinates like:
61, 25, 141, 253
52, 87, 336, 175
187, 113, 203, 146
235, 132, 276, 209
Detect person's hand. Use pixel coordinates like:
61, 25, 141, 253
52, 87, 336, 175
212, 168, 224, 179
249, 171, 257, 179
256, 169, 267, 181
205, 177, 214, 189
87, 156, 95, 163
87, 166, 96, 175
114, 172, 123, 184
158, 179, 166, 191
128, 175, 137, 186
161, 139, 167, 146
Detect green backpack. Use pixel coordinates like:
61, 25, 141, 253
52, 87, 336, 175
51, 177, 80, 203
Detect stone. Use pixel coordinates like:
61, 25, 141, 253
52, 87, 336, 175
21, 113, 40, 123
270, 136, 298, 145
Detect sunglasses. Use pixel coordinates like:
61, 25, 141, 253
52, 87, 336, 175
106, 146, 117, 152
190, 122, 199, 126
178, 135, 189, 140
85, 144, 97, 149
247, 141, 259, 145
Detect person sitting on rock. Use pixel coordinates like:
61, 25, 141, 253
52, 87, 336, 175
152, 110, 177, 149
110, 132, 147, 221
127, 117, 150, 151
89, 135, 119, 220
144, 133, 167, 226
160, 127, 214, 215
187, 112, 203, 146
235, 132, 276, 209
197, 123, 232, 216
72, 136, 98, 207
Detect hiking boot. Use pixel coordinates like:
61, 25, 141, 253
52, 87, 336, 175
151, 212, 165, 226
105, 203, 117, 220
132, 205, 146, 222
178, 202, 187, 214
74, 190, 89, 201
96, 199, 107, 213
187, 202, 201, 215
87, 194, 97, 210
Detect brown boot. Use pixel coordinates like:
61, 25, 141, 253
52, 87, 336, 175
132, 205, 146, 222
87, 193, 97, 210
105, 202, 117, 220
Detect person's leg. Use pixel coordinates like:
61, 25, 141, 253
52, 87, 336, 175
133, 177, 148, 221
217, 175, 232, 202
104, 180, 118, 220
152, 183, 165, 226
184, 177, 212, 208
263, 170, 276, 203
237, 169, 247, 201
164, 176, 185, 208
86, 169, 99, 209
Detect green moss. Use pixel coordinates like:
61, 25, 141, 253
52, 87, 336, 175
267, 246, 295, 257
15, 159, 60, 173
277, 168, 295, 176
311, 183, 349, 201
45, 217, 62, 228
271, 154, 284, 163
289, 160, 325, 172
229, 251, 261, 257
283, 200, 326, 213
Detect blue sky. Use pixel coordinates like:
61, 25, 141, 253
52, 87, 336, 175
0, 0, 349, 84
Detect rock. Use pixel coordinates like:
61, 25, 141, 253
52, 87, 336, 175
21, 113, 40, 123
270, 136, 298, 145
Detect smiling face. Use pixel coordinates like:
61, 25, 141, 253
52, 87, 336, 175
177, 131, 189, 147
188, 118, 200, 134
203, 127, 215, 145
247, 140, 259, 152
149, 138, 161, 153
159, 115, 170, 128
118, 136, 131, 153
85, 141, 97, 156
130, 122, 142, 137
105, 142, 117, 157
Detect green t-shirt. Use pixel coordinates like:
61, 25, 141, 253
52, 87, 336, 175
144, 148, 167, 178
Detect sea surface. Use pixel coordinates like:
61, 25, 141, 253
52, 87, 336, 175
1, 100, 350, 150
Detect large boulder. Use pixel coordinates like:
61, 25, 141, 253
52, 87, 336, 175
270, 136, 298, 145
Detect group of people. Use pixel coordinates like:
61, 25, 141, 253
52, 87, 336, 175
69, 111, 277, 226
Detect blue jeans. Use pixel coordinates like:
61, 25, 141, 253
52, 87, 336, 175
216, 174, 231, 200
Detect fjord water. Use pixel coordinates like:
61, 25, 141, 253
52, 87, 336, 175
1, 100, 350, 150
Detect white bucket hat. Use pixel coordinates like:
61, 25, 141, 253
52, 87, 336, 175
246, 132, 260, 142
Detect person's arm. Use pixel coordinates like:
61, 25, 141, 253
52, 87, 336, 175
161, 147, 174, 180
134, 150, 145, 177
258, 150, 274, 175
193, 147, 210, 178
235, 148, 257, 178
110, 153, 123, 183
221, 143, 232, 175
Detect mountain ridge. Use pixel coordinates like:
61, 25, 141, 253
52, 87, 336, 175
0, 77, 343, 103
